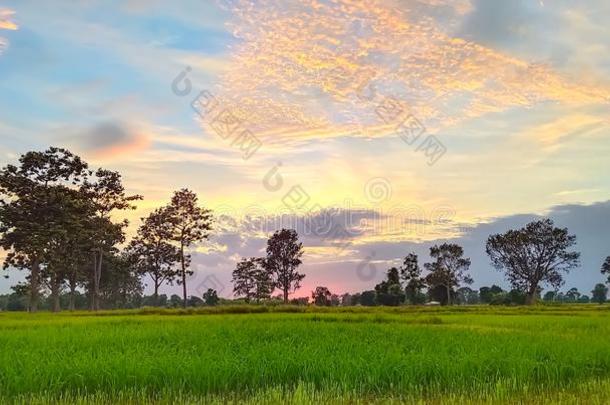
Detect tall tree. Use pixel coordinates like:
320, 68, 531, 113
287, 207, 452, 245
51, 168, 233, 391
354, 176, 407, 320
232, 257, 272, 303
424, 243, 472, 305
602, 256, 610, 284
591, 283, 608, 304
81, 169, 141, 310
0, 147, 88, 312
164, 189, 213, 307
486, 219, 580, 305
127, 208, 180, 305
400, 253, 425, 304
98, 252, 143, 309
264, 229, 304, 304
375, 267, 405, 306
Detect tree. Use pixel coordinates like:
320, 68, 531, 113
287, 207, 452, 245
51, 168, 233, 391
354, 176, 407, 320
565, 287, 581, 303
602, 256, 610, 284
486, 219, 580, 305
232, 257, 272, 303
456, 287, 479, 305
375, 267, 405, 306
400, 253, 426, 304
0, 147, 88, 312
202, 288, 219, 306
311, 286, 332, 306
98, 252, 143, 309
591, 283, 608, 304
479, 285, 504, 304
424, 243, 472, 305
264, 229, 305, 303
359, 290, 376, 306
127, 208, 180, 305
543, 290, 557, 302
81, 169, 141, 310
164, 189, 213, 307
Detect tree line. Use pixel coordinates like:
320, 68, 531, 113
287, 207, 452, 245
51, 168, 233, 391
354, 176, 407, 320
0, 147, 212, 311
1, 147, 609, 311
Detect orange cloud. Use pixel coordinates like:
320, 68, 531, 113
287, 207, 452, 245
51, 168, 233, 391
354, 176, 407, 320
0, 9, 17, 30
207, 0, 610, 146
0, 9, 17, 56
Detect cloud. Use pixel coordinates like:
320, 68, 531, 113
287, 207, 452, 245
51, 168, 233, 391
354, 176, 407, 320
0, 8, 17, 56
202, 0, 610, 147
72, 121, 150, 160
0, 9, 18, 31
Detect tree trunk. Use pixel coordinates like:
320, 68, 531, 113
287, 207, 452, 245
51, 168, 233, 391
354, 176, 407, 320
51, 273, 61, 313
29, 257, 40, 313
95, 249, 103, 311
526, 285, 538, 305
69, 277, 77, 311
181, 243, 187, 308
154, 282, 159, 307
445, 284, 451, 306
283, 288, 288, 304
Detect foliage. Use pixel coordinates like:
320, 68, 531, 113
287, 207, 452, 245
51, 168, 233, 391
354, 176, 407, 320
424, 243, 472, 305
164, 189, 213, 307
263, 229, 305, 303
486, 219, 580, 304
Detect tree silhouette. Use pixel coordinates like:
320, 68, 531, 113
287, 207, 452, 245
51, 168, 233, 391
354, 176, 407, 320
164, 189, 213, 307
400, 253, 425, 304
127, 208, 180, 305
424, 243, 472, 305
311, 286, 332, 306
0, 147, 88, 312
264, 229, 304, 304
591, 283, 608, 304
232, 257, 272, 303
602, 256, 610, 284
486, 219, 580, 305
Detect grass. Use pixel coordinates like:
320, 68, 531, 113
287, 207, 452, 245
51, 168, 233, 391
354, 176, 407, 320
0, 305, 609, 403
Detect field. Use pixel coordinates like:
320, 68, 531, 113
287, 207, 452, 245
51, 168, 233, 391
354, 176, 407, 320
1, 305, 610, 404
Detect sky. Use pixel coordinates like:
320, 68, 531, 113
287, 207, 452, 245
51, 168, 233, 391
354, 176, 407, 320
0, 0, 609, 298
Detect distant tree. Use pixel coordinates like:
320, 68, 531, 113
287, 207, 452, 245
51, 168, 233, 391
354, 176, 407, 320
232, 257, 273, 303
577, 295, 590, 303
486, 219, 580, 305
375, 267, 405, 306
602, 256, 610, 284
202, 288, 219, 306
479, 285, 504, 304
565, 287, 581, 303
127, 208, 180, 305
400, 253, 426, 304
264, 229, 305, 303
507, 289, 527, 305
359, 290, 377, 306
456, 287, 479, 305
311, 286, 332, 306
164, 189, 213, 307
591, 283, 608, 304
424, 243, 472, 305
330, 294, 341, 306
187, 295, 204, 307
340, 293, 352, 306
169, 294, 183, 308
543, 290, 558, 302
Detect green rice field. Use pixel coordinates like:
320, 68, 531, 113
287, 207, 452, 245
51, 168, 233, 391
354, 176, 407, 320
1, 305, 610, 404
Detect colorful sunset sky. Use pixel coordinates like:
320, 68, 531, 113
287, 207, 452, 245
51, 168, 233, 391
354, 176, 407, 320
1, 0, 609, 298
